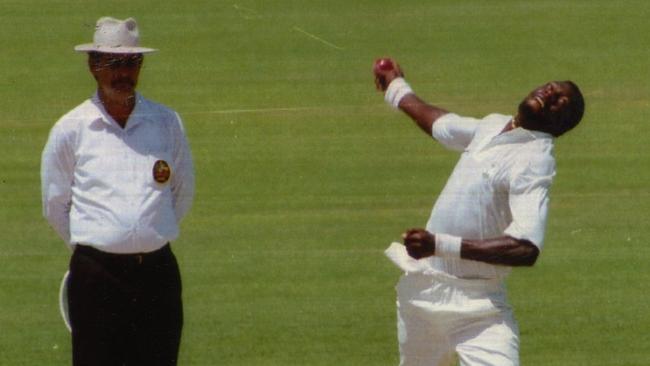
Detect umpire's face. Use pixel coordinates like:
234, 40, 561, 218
88, 52, 143, 99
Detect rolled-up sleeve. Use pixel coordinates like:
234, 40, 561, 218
41, 123, 75, 244
170, 113, 195, 221
503, 152, 556, 249
431, 113, 481, 151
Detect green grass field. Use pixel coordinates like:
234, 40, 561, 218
1, 1, 649, 365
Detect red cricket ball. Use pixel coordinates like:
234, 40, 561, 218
374, 58, 394, 73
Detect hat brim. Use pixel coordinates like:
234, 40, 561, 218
74, 44, 157, 54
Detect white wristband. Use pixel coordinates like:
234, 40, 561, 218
435, 233, 462, 259
384, 77, 413, 109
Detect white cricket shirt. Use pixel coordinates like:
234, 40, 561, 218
41, 93, 195, 253
425, 113, 555, 279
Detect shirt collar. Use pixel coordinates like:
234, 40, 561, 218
501, 126, 553, 142
477, 120, 553, 152
90, 92, 148, 131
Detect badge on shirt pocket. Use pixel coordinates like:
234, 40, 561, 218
152, 160, 172, 184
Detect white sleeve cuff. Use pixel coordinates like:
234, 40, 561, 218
384, 77, 413, 109
435, 233, 462, 258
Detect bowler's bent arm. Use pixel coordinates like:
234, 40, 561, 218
398, 94, 449, 136
461, 236, 539, 267
403, 229, 540, 267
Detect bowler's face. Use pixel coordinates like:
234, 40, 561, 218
523, 82, 571, 115
518, 81, 573, 133
89, 53, 143, 97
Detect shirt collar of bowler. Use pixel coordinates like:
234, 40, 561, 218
90, 91, 149, 132
481, 122, 553, 151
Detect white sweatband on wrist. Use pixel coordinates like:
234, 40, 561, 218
384, 77, 413, 109
435, 233, 462, 258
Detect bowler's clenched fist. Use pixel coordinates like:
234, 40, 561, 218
373, 57, 404, 91
402, 228, 435, 259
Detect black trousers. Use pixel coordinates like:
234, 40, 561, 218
68, 244, 183, 366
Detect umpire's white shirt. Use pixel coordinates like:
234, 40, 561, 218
425, 113, 555, 280
41, 93, 195, 254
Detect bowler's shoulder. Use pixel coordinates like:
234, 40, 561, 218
472, 113, 511, 137
483, 113, 512, 125
484, 113, 511, 121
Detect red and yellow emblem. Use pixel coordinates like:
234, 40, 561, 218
152, 160, 172, 184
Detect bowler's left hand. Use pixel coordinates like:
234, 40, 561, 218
402, 228, 435, 259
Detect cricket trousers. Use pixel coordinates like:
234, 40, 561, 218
68, 243, 183, 366
396, 272, 519, 366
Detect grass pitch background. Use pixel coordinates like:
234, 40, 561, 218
1, 1, 649, 365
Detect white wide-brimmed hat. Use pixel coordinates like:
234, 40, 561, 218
74, 17, 157, 54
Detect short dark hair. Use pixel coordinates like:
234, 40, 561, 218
555, 81, 585, 137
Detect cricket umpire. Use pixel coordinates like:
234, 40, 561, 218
41, 17, 194, 365
374, 59, 584, 365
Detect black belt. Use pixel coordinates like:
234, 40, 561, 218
74, 243, 172, 265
